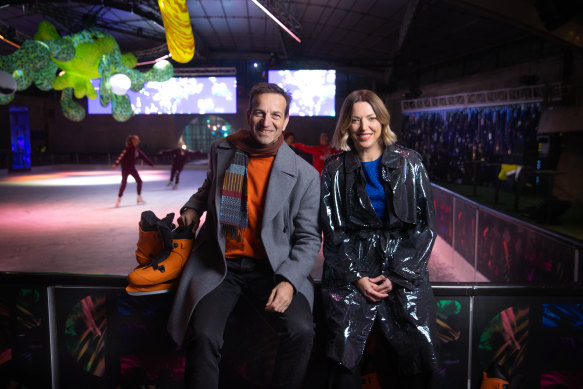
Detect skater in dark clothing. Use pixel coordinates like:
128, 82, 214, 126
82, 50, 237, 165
112, 135, 155, 207
159, 144, 202, 189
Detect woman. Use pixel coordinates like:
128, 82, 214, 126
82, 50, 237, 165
320, 90, 438, 388
112, 135, 155, 207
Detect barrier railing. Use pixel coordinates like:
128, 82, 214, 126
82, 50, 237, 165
1, 273, 582, 388
432, 184, 582, 284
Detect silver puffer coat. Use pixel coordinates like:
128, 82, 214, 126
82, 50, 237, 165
320, 144, 438, 374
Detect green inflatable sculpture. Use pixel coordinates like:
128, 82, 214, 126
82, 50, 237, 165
0, 21, 174, 122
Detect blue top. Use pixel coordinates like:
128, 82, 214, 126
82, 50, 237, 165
361, 156, 386, 220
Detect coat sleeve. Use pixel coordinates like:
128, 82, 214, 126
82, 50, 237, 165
320, 163, 368, 283
384, 159, 436, 290
275, 168, 322, 292
181, 145, 215, 215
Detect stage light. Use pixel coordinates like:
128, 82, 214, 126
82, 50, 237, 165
253, 62, 258, 68
109, 73, 131, 95
250, 0, 301, 43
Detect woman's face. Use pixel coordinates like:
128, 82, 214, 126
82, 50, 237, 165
132, 136, 140, 147
349, 101, 382, 157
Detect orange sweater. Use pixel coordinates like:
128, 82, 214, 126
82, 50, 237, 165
225, 155, 274, 259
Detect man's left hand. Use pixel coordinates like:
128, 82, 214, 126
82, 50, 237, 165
265, 281, 294, 313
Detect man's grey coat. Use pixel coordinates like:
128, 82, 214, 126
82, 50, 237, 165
167, 137, 322, 344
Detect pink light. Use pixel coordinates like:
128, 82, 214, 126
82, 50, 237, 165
136, 54, 172, 67
251, 0, 301, 43
0, 170, 169, 187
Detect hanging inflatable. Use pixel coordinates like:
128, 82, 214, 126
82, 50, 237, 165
0, 21, 174, 122
158, 0, 195, 63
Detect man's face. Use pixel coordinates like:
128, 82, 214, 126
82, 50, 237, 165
247, 93, 289, 146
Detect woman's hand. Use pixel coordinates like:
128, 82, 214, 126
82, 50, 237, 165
355, 275, 393, 302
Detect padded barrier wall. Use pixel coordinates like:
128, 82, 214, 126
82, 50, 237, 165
432, 184, 582, 284
1, 274, 582, 389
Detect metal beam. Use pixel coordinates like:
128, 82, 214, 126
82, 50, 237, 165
446, 0, 583, 50
28, 3, 166, 42
384, 0, 422, 83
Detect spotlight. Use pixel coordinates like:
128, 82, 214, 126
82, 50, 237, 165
253, 63, 259, 68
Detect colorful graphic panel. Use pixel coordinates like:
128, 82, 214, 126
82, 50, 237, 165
0, 286, 50, 388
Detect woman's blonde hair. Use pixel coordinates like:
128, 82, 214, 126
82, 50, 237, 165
332, 90, 397, 151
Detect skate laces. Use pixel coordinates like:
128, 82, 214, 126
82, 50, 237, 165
151, 222, 195, 272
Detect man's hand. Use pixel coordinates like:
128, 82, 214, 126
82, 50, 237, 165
265, 281, 294, 313
178, 208, 201, 234
355, 275, 393, 303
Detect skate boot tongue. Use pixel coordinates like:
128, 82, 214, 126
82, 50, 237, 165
480, 363, 510, 389
151, 219, 175, 271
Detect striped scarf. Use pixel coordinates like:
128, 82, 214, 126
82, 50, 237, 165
219, 149, 249, 241
218, 129, 284, 241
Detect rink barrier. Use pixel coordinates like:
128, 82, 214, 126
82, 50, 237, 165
432, 184, 582, 284
0, 272, 582, 388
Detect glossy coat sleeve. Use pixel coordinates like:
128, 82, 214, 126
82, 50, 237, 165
384, 160, 436, 289
320, 165, 368, 283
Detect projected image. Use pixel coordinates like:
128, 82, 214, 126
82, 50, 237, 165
268, 70, 335, 117
89, 77, 236, 115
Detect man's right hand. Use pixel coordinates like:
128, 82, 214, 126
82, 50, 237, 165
179, 208, 200, 234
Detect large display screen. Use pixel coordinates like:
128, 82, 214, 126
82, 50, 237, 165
88, 76, 237, 115
268, 69, 335, 117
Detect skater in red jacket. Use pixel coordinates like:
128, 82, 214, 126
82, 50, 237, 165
112, 135, 155, 207
293, 132, 340, 174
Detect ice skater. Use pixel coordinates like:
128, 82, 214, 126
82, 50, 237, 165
292, 132, 340, 174
112, 135, 155, 207
159, 144, 202, 189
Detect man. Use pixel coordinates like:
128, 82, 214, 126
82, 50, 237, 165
167, 83, 321, 389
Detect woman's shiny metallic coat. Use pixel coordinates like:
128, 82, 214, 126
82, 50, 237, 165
320, 144, 438, 374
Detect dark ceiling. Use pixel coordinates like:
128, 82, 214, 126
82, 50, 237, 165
1, 0, 582, 89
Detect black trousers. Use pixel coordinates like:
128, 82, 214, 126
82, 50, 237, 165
184, 257, 315, 389
118, 166, 142, 196
170, 165, 182, 184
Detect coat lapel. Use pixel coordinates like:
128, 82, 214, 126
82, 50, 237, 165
263, 144, 298, 221
381, 145, 416, 224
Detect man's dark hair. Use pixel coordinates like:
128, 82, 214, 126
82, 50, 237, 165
248, 82, 291, 117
